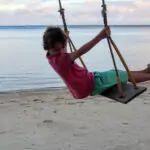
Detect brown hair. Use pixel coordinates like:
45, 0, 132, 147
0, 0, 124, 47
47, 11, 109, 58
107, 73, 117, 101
43, 26, 66, 51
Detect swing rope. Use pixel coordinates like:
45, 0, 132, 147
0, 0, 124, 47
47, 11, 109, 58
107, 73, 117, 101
58, 0, 87, 69
101, 0, 124, 97
101, 0, 137, 91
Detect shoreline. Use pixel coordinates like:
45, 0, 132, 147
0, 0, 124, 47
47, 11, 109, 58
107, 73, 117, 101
1, 82, 149, 94
0, 86, 66, 94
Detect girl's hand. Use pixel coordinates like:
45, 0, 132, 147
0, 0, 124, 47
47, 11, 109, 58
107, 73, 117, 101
100, 26, 111, 39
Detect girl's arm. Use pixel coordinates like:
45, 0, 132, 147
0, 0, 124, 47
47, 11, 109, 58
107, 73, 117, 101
70, 26, 111, 61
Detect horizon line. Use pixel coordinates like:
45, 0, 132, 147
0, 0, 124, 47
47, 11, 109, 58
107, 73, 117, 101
0, 24, 150, 26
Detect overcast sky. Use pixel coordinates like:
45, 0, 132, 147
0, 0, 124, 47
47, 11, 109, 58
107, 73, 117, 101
0, 0, 149, 25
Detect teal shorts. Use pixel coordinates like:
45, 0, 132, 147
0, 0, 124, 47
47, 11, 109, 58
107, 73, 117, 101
91, 70, 128, 96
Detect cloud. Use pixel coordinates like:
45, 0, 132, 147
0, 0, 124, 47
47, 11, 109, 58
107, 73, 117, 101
0, 0, 149, 25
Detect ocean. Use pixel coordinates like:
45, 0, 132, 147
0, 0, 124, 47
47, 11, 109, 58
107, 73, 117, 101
0, 25, 150, 92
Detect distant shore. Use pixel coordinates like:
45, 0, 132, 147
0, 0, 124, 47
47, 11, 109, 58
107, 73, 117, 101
0, 24, 150, 30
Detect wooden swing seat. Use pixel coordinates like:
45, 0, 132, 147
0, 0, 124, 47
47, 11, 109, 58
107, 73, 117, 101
102, 83, 147, 104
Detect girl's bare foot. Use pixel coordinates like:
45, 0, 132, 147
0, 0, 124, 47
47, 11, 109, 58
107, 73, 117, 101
143, 64, 150, 73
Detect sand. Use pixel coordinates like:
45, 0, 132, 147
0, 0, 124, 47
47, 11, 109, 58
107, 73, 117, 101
0, 83, 150, 150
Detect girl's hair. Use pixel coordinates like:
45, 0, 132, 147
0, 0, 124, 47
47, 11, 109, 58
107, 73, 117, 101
43, 26, 66, 51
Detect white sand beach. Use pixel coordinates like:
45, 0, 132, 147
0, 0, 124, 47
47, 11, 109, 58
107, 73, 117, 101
0, 83, 150, 150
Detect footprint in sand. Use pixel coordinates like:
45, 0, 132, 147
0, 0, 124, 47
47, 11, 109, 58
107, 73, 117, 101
144, 102, 150, 105
10, 100, 17, 103
0, 131, 7, 135
54, 97, 65, 102
33, 99, 44, 103
73, 131, 87, 137
20, 103, 30, 107
37, 120, 54, 128
79, 126, 88, 130
122, 122, 129, 125
0, 129, 13, 135
43, 120, 54, 124
68, 102, 77, 105
73, 125, 89, 137
53, 110, 57, 113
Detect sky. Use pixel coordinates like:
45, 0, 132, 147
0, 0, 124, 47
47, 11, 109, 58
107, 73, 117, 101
0, 0, 150, 25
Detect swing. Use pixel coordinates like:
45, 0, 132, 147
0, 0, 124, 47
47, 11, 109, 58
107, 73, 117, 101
58, 0, 147, 104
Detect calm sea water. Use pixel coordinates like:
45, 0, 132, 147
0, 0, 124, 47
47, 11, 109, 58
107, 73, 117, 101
0, 25, 150, 92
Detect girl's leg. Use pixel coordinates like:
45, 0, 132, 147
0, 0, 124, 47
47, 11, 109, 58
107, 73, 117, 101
126, 64, 150, 83
129, 71, 150, 83
130, 64, 150, 74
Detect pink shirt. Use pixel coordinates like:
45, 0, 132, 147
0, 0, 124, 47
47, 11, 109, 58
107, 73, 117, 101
47, 52, 94, 99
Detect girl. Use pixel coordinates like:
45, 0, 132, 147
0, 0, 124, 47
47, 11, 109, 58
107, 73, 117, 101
43, 26, 150, 99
